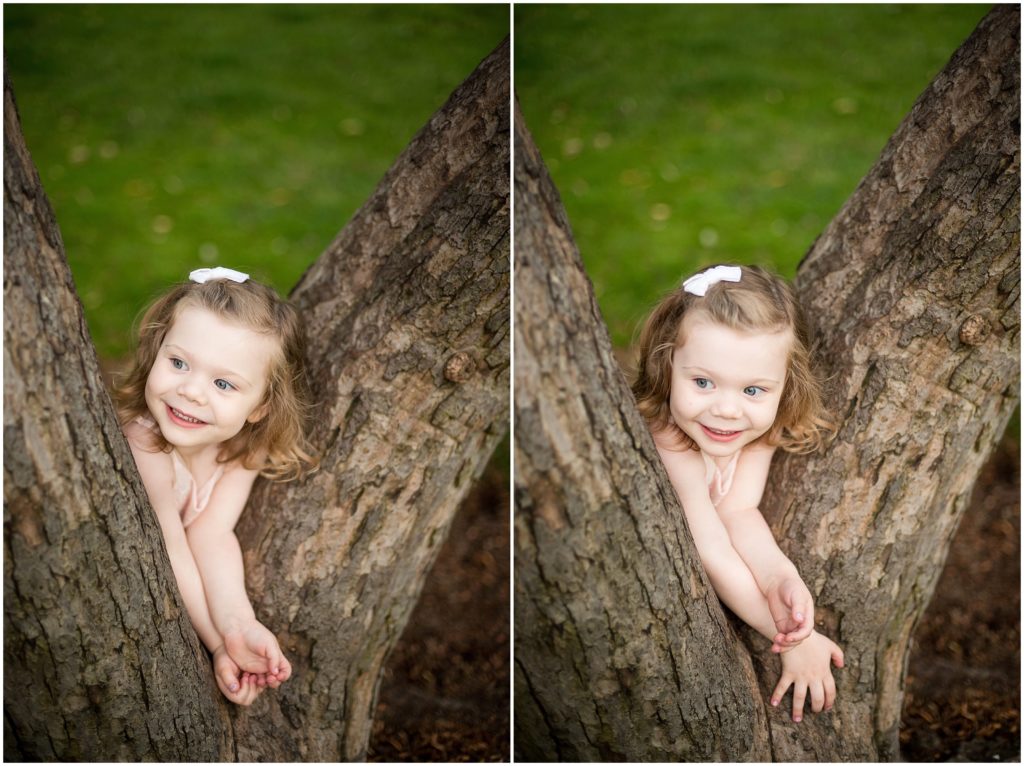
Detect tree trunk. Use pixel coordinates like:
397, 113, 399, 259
760, 6, 1019, 759
4, 36, 509, 763
4, 67, 230, 763
513, 100, 769, 762
232, 37, 510, 761
513, 6, 1018, 762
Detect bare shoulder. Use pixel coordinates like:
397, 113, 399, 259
219, 459, 261, 488
738, 441, 777, 470
121, 421, 178, 510
718, 442, 777, 514
651, 426, 704, 479
122, 418, 160, 452
188, 460, 262, 533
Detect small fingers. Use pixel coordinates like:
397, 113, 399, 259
220, 668, 240, 694
266, 644, 283, 677
238, 677, 258, 706
786, 615, 813, 644
809, 679, 826, 713
791, 682, 807, 723
276, 656, 293, 683
832, 645, 845, 669
770, 674, 792, 709
824, 673, 837, 712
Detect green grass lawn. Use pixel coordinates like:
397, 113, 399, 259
6, 4, 508, 358
515, 4, 990, 346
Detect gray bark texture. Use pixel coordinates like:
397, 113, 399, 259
4, 36, 509, 762
513, 7, 1018, 762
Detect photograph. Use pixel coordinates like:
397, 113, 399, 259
513, 4, 1019, 762
4, 4, 509, 762
5, 2, 1021, 763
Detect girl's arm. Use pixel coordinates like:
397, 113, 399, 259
125, 424, 273, 702
185, 467, 289, 681
715, 445, 813, 645
656, 441, 786, 649
124, 429, 223, 653
154, 499, 224, 652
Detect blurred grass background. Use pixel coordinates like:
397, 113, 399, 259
514, 4, 990, 348
5, 4, 508, 360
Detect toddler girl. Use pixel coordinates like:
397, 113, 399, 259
116, 267, 317, 706
632, 263, 844, 724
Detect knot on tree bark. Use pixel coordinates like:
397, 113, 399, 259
444, 351, 476, 383
959, 314, 991, 346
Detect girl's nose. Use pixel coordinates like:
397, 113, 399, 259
710, 394, 742, 419
177, 379, 206, 405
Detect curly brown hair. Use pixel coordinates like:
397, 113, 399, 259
631, 263, 833, 454
114, 277, 318, 480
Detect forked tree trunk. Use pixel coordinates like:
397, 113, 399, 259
513, 7, 1018, 761
4, 37, 509, 762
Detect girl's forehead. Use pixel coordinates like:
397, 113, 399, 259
675, 315, 792, 377
165, 305, 280, 372
676, 312, 792, 347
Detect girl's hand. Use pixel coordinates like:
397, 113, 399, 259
243, 655, 293, 690
212, 645, 263, 706
223, 619, 291, 682
771, 631, 844, 722
766, 576, 814, 652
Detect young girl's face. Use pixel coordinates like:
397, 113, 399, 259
144, 305, 279, 456
669, 314, 791, 459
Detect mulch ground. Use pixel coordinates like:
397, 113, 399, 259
368, 430, 1019, 762
368, 458, 510, 762
901, 429, 1020, 762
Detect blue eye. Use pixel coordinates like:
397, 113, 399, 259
214, 379, 235, 392
744, 386, 765, 397
694, 377, 712, 389
170, 357, 186, 370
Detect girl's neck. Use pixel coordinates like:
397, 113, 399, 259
705, 450, 740, 471
172, 441, 222, 476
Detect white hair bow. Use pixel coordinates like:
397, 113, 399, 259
189, 267, 249, 284
682, 265, 742, 296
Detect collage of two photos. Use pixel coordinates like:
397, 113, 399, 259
4, 3, 1019, 763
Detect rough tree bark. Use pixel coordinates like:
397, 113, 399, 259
4, 37, 509, 762
514, 8, 1017, 762
4, 67, 230, 763
513, 98, 769, 762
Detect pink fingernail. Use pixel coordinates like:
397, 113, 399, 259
795, 613, 804, 620
771, 699, 779, 707
794, 716, 802, 723
229, 682, 239, 692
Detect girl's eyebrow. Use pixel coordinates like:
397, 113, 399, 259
162, 343, 253, 386
679, 365, 780, 385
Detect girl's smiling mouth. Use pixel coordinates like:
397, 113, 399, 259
167, 404, 208, 428
701, 424, 742, 442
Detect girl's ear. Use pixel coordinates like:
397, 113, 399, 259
247, 402, 270, 423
